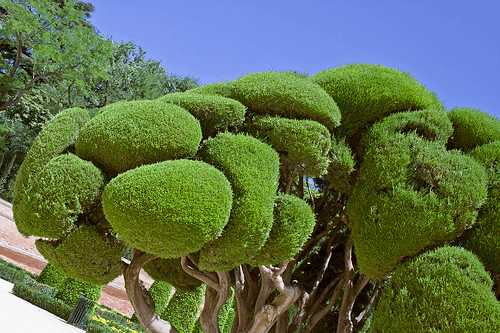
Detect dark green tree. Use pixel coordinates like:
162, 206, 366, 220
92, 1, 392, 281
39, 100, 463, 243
12, 64, 500, 333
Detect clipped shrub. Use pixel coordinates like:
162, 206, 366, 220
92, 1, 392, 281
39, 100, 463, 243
0, 258, 37, 281
371, 246, 500, 332
198, 133, 280, 271
447, 107, 500, 151
188, 81, 236, 98
346, 134, 488, 280
325, 137, 356, 194
13, 153, 106, 238
13, 282, 73, 320
251, 194, 316, 266
460, 140, 500, 273
144, 258, 202, 292
161, 284, 205, 333
36, 225, 124, 285
251, 116, 332, 177
310, 63, 443, 138
12, 107, 90, 204
37, 263, 68, 289
102, 159, 233, 259
148, 280, 173, 315
55, 278, 102, 308
157, 92, 246, 138
231, 71, 341, 130
75, 100, 202, 175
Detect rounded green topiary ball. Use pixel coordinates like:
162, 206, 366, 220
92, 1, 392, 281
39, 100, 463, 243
144, 257, 203, 292
157, 92, 246, 138
75, 100, 202, 175
310, 63, 443, 139
447, 107, 500, 151
231, 71, 341, 130
35, 225, 124, 285
371, 246, 500, 332
250, 194, 316, 266
102, 159, 233, 259
13, 153, 106, 239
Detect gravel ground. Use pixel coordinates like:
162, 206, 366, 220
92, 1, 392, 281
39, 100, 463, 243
0, 278, 85, 333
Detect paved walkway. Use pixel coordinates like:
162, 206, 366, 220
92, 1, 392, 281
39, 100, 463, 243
0, 278, 85, 333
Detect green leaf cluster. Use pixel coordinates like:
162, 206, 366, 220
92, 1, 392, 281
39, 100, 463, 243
161, 285, 205, 333
371, 246, 500, 332
144, 257, 203, 292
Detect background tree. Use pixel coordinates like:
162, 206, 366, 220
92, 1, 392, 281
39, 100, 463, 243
12, 64, 500, 333
0, 0, 111, 112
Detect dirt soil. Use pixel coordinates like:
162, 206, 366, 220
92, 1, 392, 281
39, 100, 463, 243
0, 199, 153, 317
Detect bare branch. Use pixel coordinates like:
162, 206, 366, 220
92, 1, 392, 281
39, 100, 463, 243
180, 256, 219, 290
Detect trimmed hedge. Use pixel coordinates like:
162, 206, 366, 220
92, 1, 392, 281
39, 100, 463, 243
161, 284, 205, 333
13, 153, 106, 239
102, 159, 233, 259
157, 92, 246, 138
310, 63, 443, 138
37, 263, 67, 289
447, 107, 500, 151
198, 133, 280, 271
188, 81, 236, 98
346, 134, 488, 280
55, 278, 102, 308
251, 194, 316, 266
148, 280, 173, 315
0, 258, 37, 281
371, 246, 500, 332
231, 71, 340, 130
144, 257, 202, 292
251, 116, 332, 177
36, 225, 124, 285
460, 140, 500, 273
13, 107, 91, 236
75, 100, 202, 175
13, 281, 73, 320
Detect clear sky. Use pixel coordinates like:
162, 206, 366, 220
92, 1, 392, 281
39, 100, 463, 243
89, 0, 499, 118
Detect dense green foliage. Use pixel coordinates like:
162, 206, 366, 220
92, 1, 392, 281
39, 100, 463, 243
37, 263, 67, 290
75, 100, 202, 175
12, 107, 90, 206
158, 92, 246, 138
447, 107, 500, 151
250, 116, 332, 177
198, 133, 280, 271
371, 246, 500, 332
161, 285, 205, 333
310, 63, 443, 138
231, 71, 340, 130
144, 258, 203, 292
148, 280, 173, 315
55, 278, 102, 308
460, 140, 500, 273
36, 225, 123, 285
103, 159, 233, 259
14, 153, 105, 238
251, 194, 316, 266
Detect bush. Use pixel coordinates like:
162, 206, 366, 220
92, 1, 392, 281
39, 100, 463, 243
161, 284, 205, 333
37, 263, 67, 289
102, 159, 233, 259
55, 278, 102, 308
347, 134, 488, 280
158, 92, 246, 138
0, 258, 36, 281
13, 153, 106, 239
36, 225, 123, 285
250, 116, 332, 177
447, 107, 500, 151
144, 258, 202, 292
231, 71, 340, 130
13, 282, 73, 320
310, 63, 443, 139
198, 133, 280, 271
75, 100, 202, 176
371, 246, 500, 332
13, 107, 91, 236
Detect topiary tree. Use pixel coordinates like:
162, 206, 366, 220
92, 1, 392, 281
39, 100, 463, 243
12, 65, 500, 333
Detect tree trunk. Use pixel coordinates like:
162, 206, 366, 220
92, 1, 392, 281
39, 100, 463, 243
124, 249, 178, 333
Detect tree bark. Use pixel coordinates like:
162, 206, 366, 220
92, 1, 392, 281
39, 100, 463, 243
124, 249, 178, 333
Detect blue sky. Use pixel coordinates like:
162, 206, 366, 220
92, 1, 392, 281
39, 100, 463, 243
89, 0, 499, 118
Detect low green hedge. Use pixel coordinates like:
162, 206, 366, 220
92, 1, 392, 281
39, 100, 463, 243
86, 305, 144, 333
0, 258, 37, 281
12, 281, 73, 320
